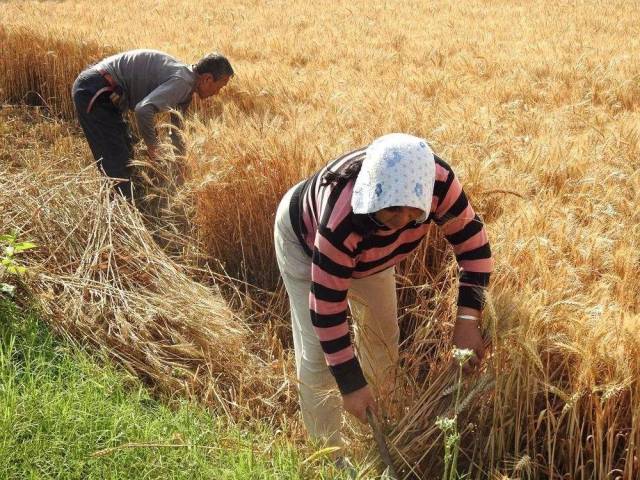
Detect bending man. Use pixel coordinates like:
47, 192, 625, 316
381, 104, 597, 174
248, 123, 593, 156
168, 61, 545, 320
72, 49, 233, 199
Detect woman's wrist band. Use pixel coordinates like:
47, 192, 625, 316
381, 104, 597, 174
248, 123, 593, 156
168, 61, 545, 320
456, 314, 480, 321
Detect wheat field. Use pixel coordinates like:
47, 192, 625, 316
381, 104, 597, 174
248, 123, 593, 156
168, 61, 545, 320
1, 0, 640, 478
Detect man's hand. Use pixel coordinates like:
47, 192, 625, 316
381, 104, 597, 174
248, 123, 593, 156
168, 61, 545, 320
342, 385, 376, 424
452, 314, 484, 372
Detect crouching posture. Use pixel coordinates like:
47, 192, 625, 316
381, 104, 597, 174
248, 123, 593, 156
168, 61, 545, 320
274, 133, 493, 451
72, 49, 233, 199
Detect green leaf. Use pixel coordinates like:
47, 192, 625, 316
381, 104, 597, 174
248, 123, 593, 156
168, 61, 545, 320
14, 242, 37, 253
6, 265, 26, 275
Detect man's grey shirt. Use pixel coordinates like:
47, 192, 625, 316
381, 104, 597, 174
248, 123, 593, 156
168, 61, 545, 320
94, 49, 197, 148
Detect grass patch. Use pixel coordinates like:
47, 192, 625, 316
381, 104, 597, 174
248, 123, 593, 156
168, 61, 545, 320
0, 299, 350, 479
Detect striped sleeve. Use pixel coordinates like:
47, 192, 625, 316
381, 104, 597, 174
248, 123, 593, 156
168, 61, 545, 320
433, 160, 493, 310
309, 184, 366, 395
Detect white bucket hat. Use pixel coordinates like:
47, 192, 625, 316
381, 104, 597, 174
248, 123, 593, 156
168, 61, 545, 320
351, 133, 436, 217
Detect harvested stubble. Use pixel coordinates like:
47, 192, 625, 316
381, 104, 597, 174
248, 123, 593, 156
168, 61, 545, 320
0, 110, 295, 422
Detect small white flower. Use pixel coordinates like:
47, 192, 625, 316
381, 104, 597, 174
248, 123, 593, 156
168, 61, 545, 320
435, 416, 456, 433
452, 348, 474, 366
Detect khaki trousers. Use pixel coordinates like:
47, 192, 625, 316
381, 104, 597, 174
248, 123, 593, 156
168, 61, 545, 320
274, 184, 400, 448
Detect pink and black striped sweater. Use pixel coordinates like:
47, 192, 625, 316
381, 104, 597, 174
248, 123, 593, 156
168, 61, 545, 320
288, 147, 493, 394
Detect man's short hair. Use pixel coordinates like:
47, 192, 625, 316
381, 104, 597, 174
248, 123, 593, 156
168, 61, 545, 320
194, 53, 234, 80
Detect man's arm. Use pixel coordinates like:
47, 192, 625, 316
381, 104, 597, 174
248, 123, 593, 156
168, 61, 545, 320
134, 78, 193, 157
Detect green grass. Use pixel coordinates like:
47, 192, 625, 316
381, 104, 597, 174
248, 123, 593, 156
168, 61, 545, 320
0, 298, 352, 479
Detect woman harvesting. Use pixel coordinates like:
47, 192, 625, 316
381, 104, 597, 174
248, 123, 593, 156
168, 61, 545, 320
273, 133, 493, 454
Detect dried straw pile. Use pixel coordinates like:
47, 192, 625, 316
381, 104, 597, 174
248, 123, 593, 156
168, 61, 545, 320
0, 108, 295, 422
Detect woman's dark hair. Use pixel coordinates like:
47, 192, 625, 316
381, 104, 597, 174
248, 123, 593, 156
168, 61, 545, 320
320, 154, 364, 187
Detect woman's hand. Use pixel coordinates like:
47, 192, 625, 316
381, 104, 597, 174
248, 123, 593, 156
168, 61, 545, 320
342, 385, 376, 423
452, 310, 485, 372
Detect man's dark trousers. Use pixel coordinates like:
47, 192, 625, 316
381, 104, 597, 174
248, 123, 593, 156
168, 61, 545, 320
72, 69, 134, 199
